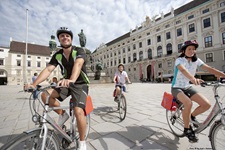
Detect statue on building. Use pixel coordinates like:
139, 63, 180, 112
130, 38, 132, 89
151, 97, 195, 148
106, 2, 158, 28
78, 29, 86, 47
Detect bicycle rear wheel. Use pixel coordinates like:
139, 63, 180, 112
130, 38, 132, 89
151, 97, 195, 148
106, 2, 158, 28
118, 95, 127, 121
1, 129, 60, 150
166, 107, 185, 137
210, 121, 225, 150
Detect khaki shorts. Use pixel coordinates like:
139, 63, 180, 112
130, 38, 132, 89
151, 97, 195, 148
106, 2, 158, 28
54, 83, 88, 110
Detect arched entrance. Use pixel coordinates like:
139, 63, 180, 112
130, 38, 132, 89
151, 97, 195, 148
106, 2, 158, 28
0, 69, 8, 85
147, 65, 151, 82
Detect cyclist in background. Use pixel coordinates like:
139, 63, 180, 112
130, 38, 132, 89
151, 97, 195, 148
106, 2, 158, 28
25, 27, 89, 150
113, 64, 131, 102
171, 40, 225, 142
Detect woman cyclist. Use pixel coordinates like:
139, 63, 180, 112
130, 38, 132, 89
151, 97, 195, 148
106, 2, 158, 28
171, 40, 225, 142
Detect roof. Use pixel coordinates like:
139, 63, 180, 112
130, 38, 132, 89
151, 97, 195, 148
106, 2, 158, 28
9, 41, 51, 56
174, 0, 211, 16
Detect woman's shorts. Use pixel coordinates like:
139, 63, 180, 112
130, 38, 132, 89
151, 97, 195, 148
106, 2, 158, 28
54, 83, 88, 110
115, 85, 126, 92
171, 86, 198, 99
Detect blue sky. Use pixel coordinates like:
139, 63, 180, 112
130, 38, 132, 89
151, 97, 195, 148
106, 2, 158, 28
0, 0, 192, 52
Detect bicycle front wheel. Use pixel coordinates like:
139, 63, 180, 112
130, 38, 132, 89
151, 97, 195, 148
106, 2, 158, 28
118, 95, 127, 121
1, 129, 60, 150
166, 108, 184, 137
210, 121, 225, 150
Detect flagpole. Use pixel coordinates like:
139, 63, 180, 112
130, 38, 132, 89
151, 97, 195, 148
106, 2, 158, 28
24, 9, 29, 84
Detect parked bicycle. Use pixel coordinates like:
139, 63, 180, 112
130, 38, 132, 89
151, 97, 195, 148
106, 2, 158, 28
166, 81, 225, 150
1, 85, 92, 150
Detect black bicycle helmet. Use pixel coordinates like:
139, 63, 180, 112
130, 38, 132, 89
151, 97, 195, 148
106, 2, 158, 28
118, 63, 124, 68
56, 27, 73, 39
181, 40, 199, 51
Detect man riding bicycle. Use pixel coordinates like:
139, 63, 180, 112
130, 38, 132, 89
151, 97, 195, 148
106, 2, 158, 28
113, 63, 131, 102
25, 27, 89, 150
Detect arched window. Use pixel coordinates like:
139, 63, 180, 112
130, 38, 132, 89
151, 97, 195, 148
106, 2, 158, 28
147, 49, 152, 59
166, 43, 172, 55
139, 51, 143, 60
157, 46, 162, 57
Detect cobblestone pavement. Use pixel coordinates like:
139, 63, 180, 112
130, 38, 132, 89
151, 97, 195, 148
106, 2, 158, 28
0, 83, 224, 150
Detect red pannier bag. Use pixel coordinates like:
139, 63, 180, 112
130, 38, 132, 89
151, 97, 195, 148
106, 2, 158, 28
85, 95, 94, 115
161, 92, 175, 110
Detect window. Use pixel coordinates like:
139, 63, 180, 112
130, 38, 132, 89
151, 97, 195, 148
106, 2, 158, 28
221, 12, 225, 23
118, 50, 121, 55
133, 44, 136, 50
17, 55, 21, 57
168, 61, 172, 67
118, 59, 121, 64
156, 28, 160, 32
114, 52, 116, 56
123, 58, 126, 64
189, 23, 195, 33
157, 46, 163, 57
202, 8, 209, 14
110, 53, 112, 57
157, 35, 161, 42
203, 18, 211, 28
0, 49, 4, 52
166, 32, 171, 39
222, 32, 225, 44
37, 61, 41, 67
133, 53, 137, 61
188, 15, 194, 20
139, 42, 142, 48
148, 49, 152, 59
205, 36, 213, 48
166, 43, 172, 55
28, 56, 31, 58
128, 46, 130, 52
178, 43, 183, 53
206, 53, 213, 62
147, 39, 151, 45
114, 60, 116, 66
177, 28, 182, 36
17, 60, 21, 66
158, 62, 162, 68
128, 56, 131, 63
123, 48, 125, 53
0, 59, 3, 65
139, 51, 143, 60
147, 32, 150, 35
37, 56, 41, 59
27, 61, 31, 67
220, 2, 225, 7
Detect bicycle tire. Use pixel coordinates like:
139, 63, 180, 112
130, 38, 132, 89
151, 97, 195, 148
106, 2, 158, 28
166, 108, 185, 137
0, 129, 60, 150
119, 95, 127, 121
210, 120, 225, 150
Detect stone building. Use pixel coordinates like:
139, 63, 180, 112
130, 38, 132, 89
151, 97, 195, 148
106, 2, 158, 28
0, 40, 60, 85
91, 0, 225, 82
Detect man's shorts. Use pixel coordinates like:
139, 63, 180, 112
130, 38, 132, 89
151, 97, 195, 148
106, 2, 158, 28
171, 86, 198, 99
54, 83, 89, 110
115, 85, 126, 92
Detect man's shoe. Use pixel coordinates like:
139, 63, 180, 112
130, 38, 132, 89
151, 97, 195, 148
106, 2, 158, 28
184, 128, 198, 143
58, 111, 69, 127
78, 141, 86, 150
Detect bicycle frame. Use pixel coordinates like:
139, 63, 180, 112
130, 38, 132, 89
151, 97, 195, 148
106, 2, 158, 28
33, 90, 74, 150
193, 83, 225, 133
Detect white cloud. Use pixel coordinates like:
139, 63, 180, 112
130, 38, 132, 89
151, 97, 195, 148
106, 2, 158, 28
0, 0, 192, 51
